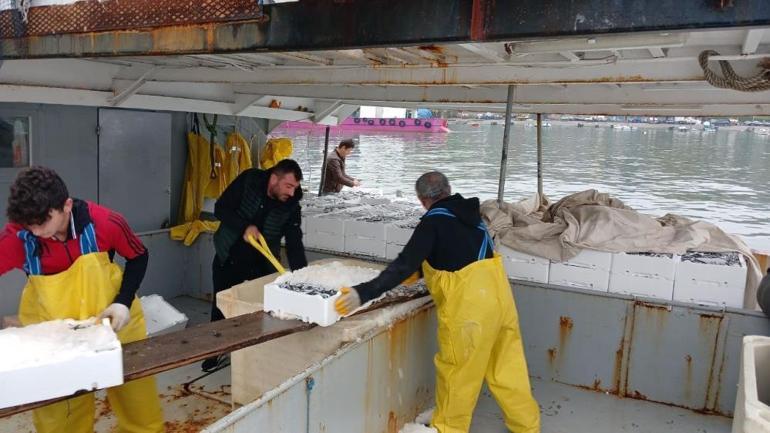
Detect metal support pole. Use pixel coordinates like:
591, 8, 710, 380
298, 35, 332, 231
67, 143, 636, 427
317, 126, 331, 196
497, 85, 515, 207
537, 113, 543, 196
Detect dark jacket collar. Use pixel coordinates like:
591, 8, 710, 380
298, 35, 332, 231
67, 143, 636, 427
425, 193, 481, 227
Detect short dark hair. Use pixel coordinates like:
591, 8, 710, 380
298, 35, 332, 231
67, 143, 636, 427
271, 159, 303, 181
7, 166, 69, 225
338, 139, 356, 149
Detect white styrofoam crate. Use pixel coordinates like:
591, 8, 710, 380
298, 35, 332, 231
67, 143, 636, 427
305, 215, 345, 237
346, 220, 386, 241
306, 231, 345, 252
140, 294, 189, 337
549, 249, 613, 292
733, 335, 770, 433
385, 243, 405, 260
498, 245, 550, 283
263, 283, 341, 327
674, 253, 747, 308
385, 224, 414, 245
609, 253, 677, 300
0, 320, 123, 409
304, 215, 345, 252
344, 235, 386, 258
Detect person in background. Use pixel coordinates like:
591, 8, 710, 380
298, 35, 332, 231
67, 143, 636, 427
335, 171, 540, 433
0, 166, 164, 433
321, 138, 361, 194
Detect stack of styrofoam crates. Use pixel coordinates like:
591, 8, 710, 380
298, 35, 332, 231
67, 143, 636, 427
303, 212, 346, 252
385, 222, 416, 260
344, 216, 387, 258
609, 252, 678, 301
733, 335, 770, 433
549, 249, 613, 292
673, 252, 748, 308
498, 244, 550, 283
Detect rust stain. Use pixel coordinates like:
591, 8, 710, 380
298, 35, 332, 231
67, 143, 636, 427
635, 301, 671, 335
547, 347, 557, 365
685, 354, 693, 401
633, 300, 669, 312
558, 316, 573, 347
470, 0, 487, 41
387, 411, 398, 433
592, 378, 602, 391
418, 45, 443, 54
95, 396, 111, 418
164, 417, 219, 433
702, 313, 725, 413
612, 346, 624, 394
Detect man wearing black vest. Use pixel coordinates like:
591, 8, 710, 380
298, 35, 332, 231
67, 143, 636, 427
203, 159, 308, 371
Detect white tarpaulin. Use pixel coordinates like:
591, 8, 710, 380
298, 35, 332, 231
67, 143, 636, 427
481, 190, 763, 309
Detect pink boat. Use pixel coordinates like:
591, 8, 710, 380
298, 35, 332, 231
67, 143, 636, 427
275, 117, 450, 133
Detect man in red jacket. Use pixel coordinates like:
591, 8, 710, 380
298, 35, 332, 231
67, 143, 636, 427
0, 166, 163, 433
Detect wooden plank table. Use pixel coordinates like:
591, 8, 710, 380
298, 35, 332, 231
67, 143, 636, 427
0, 291, 428, 418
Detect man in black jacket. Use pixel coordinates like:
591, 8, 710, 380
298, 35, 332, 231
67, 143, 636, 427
335, 172, 540, 433
203, 159, 308, 371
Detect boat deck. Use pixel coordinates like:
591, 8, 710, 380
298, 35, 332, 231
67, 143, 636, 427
475, 380, 730, 433
0, 296, 733, 433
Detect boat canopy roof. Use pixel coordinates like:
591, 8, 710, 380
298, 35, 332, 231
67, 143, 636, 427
1, 0, 770, 118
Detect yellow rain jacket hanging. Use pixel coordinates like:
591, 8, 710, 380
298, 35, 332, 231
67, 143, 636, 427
171, 114, 252, 245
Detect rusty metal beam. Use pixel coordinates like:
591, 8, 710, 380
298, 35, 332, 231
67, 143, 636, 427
2, 0, 770, 59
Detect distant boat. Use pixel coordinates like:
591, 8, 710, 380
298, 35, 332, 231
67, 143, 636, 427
702, 126, 718, 133
675, 126, 690, 132
611, 125, 638, 131
751, 127, 770, 136
275, 117, 451, 133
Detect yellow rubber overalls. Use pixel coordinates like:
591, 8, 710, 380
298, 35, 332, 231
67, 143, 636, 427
420, 207, 540, 433
17, 223, 165, 433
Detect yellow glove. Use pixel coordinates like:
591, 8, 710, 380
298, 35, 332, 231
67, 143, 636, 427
335, 287, 362, 316
400, 272, 420, 286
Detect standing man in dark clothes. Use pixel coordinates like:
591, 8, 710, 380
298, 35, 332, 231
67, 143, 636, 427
203, 158, 308, 371
335, 172, 540, 433
321, 138, 361, 194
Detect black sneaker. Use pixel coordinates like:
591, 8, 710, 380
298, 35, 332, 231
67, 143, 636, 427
201, 354, 229, 372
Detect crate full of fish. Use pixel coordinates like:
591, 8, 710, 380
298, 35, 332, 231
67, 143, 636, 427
263, 261, 381, 327
673, 251, 748, 308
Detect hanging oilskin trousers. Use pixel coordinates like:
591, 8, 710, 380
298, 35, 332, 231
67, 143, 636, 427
17, 224, 165, 433
421, 208, 540, 433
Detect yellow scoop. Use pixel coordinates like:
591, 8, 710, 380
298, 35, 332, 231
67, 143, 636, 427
247, 234, 286, 274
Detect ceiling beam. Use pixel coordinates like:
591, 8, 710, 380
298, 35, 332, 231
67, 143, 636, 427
313, 100, 343, 123
511, 33, 687, 55
742, 29, 765, 55
457, 43, 506, 62
337, 49, 387, 65
272, 52, 333, 66
559, 51, 581, 62
648, 47, 666, 58
107, 67, 158, 106
232, 94, 265, 115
